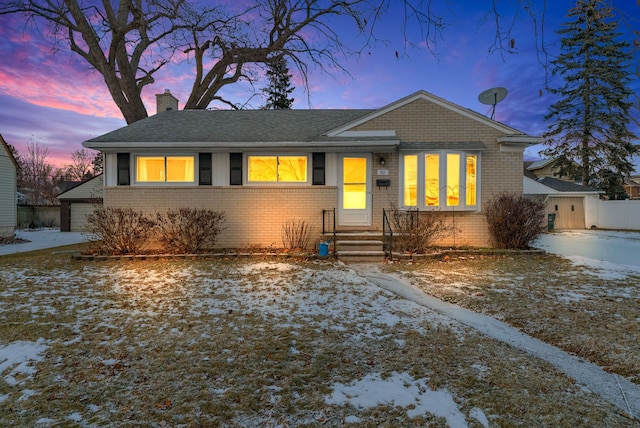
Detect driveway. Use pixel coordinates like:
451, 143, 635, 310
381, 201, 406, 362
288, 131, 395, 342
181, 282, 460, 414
534, 229, 640, 268
0, 229, 89, 255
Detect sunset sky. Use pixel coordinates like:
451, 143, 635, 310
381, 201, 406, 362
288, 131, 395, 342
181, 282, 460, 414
0, 1, 638, 170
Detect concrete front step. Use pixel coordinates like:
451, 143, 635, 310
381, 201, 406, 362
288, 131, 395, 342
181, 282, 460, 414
335, 239, 385, 262
336, 250, 386, 263
336, 240, 384, 252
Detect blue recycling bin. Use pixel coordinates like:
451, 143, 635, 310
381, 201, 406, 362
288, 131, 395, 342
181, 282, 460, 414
318, 241, 329, 256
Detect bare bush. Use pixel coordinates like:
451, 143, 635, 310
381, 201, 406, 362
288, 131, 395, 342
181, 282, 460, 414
484, 192, 547, 249
85, 207, 155, 255
155, 208, 226, 253
387, 207, 453, 253
281, 220, 312, 250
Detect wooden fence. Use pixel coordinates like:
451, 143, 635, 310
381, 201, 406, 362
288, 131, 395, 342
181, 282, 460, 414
17, 206, 60, 229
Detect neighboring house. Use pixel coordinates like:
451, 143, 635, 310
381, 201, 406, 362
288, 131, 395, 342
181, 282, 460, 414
0, 135, 19, 238
83, 90, 541, 249
525, 158, 580, 182
623, 175, 640, 199
524, 176, 603, 229
57, 174, 103, 232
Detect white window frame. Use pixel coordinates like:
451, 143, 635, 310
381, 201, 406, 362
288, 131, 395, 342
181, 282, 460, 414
399, 150, 481, 211
133, 154, 197, 186
245, 153, 311, 185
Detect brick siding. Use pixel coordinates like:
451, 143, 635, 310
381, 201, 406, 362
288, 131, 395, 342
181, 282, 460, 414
105, 186, 336, 249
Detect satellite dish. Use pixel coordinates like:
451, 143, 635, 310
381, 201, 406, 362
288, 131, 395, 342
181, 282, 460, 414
478, 87, 508, 120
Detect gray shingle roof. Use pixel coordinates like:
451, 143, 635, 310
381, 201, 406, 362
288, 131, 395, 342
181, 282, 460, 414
537, 177, 602, 193
86, 109, 374, 143
527, 158, 557, 170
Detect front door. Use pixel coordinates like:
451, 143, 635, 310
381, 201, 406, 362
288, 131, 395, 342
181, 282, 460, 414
338, 154, 372, 226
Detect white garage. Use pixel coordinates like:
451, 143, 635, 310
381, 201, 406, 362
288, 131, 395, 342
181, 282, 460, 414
524, 176, 602, 230
57, 175, 103, 232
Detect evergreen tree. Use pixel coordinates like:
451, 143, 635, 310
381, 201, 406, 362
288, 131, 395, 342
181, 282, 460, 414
542, 0, 637, 199
263, 57, 295, 110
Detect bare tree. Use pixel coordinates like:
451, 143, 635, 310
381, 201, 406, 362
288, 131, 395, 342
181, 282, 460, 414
92, 151, 103, 176
65, 148, 95, 181
19, 139, 55, 206
0, 0, 447, 119
1, 0, 185, 124
4, 1, 617, 122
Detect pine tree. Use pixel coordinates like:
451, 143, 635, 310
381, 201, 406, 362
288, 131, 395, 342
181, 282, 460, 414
542, 0, 637, 199
262, 57, 295, 110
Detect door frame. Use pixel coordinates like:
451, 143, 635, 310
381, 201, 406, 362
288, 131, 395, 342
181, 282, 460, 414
337, 153, 372, 227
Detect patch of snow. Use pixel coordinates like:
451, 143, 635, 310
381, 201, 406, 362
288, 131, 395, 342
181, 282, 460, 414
0, 339, 49, 386
19, 389, 37, 401
470, 407, 490, 427
63, 336, 82, 346
344, 415, 362, 423
471, 364, 489, 373
566, 256, 640, 280
0, 394, 9, 403
557, 291, 589, 303
67, 412, 83, 422
535, 230, 640, 269
35, 417, 57, 426
238, 262, 294, 274
325, 371, 468, 427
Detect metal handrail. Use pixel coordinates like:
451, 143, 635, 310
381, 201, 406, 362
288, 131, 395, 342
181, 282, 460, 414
322, 208, 336, 256
382, 208, 393, 261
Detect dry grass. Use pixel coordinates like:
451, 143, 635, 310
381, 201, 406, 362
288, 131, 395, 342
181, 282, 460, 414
0, 250, 636, 426
382, 254, 640, 384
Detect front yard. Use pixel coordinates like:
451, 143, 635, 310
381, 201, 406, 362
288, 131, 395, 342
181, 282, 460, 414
382, 254, 640, 384
0, 249, 637, 427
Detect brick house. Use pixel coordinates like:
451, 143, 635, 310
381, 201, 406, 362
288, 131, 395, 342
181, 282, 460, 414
83, 90, 540, 251
623, 176, 640, 199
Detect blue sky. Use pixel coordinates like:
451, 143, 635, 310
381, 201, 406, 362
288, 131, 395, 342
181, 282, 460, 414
0, 1, 637, 168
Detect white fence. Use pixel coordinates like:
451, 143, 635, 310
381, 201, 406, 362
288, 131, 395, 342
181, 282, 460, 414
593, 200, 640, 230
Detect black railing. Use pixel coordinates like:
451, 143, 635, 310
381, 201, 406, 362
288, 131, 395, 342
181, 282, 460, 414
383, 208, 425, 261
322, 208, 336, 256
382, 208, 393, 261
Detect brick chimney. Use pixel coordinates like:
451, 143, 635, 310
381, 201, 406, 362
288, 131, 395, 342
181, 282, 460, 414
155, 89, 179, 114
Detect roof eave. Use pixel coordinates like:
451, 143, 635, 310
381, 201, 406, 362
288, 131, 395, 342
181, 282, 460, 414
83, 140, 401, 152
498, 135, 543, 153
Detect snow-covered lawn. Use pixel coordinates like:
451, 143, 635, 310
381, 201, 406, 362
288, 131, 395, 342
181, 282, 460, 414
383, 254, 640, 385
0, 254, 634, 427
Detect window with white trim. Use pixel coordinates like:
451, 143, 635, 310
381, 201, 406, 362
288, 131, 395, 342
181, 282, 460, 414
247, 155, 308, 183
135, 156, 195, 183
401, 152, 479, 210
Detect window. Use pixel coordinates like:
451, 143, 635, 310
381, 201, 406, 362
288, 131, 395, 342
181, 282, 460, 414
136, 156, 195, 183
401, 152, 479, 210
247, 155, 308, 183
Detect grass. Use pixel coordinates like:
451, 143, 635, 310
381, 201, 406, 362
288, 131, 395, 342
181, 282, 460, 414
0, 248, 637, 426
382, 254, 640, 384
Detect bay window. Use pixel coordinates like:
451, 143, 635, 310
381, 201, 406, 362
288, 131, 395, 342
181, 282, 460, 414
401, 151, 479, 210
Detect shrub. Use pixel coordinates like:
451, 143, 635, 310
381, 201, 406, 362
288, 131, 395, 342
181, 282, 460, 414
387, 207, 453, 253
155, 208, 225, 253
484, 192, 547, 249
281, 219, 312, 250
85, 207, 155, 255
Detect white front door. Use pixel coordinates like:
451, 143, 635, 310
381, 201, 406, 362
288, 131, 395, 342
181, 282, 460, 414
337, 154, 372, 226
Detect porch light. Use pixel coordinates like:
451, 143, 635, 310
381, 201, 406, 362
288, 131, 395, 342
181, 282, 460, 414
379, 157, 385, 165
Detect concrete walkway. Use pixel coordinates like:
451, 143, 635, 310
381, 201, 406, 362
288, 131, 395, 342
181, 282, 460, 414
0, 229, 90, 256
351, 264, 640, 420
